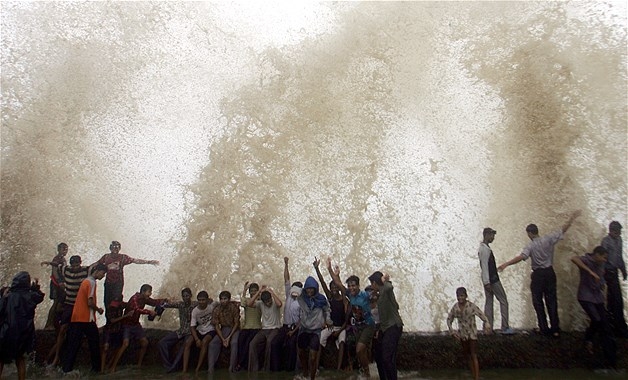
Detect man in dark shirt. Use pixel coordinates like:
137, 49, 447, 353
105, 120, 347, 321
601, 221, 628, 338
571, 246, 616, 367
157, 287, 197, 373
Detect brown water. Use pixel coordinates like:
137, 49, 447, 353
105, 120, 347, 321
1, 1, 626, 333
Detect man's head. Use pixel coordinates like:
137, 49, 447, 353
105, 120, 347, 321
249, 283, 259, 296
109, 241, 121, 254
456, 287, 468, 304
609, 221, 622, 238
91, 263, 108, 280
181, 287, 192, 303
260, 291, 272, 306
329, 280, 340, 295
289, 285, 301, 299
140, 284, 153, 298
57, 243, 69, 256
368, 271, 384, 291
345, 275, 360, 296
365, 285, 378, 301
197, 291, 209, 308
69, 255, 82, 269
525, 224, 539, 239
219, 290, 231, 305
592, 246, 609, 264
483, 227, 496, 243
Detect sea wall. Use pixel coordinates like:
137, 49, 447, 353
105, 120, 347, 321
33, 329, 627, 371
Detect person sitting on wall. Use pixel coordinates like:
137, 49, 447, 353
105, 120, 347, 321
182, 290, 218, 374
207, 290, 240, 374
235, 281, 261, 372
157, 287, 197, 373
247, 285, 283, 372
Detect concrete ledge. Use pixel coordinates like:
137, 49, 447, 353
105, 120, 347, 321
33, 329, 627, 371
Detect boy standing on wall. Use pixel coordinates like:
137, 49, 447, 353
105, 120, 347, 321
41, 243, 68, 330
447, 287, 491, 380
93, 241, 159, 309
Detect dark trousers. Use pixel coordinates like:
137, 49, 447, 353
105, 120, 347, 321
530, 267, 559, 334
158, 331, 187, 372
236, 328, 259, 370
605, 270, 628, 336
376, 325, 402, 380
579, 301, 616, 367
62, 322, 101, 373
270, 325, 298, 371
104, 281, 124, 309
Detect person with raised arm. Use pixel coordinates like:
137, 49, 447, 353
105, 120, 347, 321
93, 241, 159, 309
247, 284, 283, 372
327, 256, 375, 378
498, 210, 581, 337
234, 281, 261, 372
270, 256, 301, 372
313, 257, 349, 371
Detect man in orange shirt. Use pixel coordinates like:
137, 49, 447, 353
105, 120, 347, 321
61, 264, 107, 376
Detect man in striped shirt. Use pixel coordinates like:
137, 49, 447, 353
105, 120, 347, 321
45, 255, 90, 367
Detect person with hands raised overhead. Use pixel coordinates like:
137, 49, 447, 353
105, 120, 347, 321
235, 281, 261, 372
327, 256, 375, 378
270, 256, 301, 372
313, 257, 349, 371
247, 284, 283, 372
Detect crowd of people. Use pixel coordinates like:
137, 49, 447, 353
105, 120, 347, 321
0, 216, 625, 380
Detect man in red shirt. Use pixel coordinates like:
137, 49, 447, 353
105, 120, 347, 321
94, 241, 159, 308
109, 284, 166, 373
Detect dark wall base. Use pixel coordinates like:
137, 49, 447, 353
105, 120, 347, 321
33, 329, 627, 371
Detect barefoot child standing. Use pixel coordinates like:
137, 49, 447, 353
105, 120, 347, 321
446, 287, 491, 380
